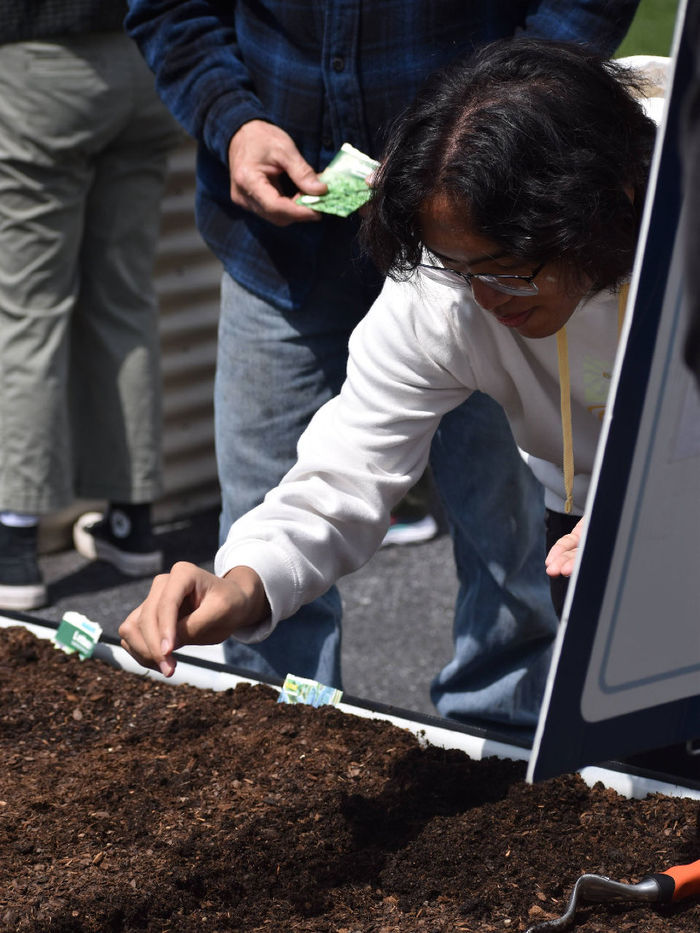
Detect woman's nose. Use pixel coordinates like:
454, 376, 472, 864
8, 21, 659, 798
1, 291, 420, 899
470, 278, 513, 311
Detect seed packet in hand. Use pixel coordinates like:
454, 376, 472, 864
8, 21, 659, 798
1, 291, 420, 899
297, 143, 379, 217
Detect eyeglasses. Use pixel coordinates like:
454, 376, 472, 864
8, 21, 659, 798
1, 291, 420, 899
418, 259, 546, 296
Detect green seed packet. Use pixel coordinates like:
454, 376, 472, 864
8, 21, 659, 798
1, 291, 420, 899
278, 673, 343, 707
54, 611, 103, 660
297, 142, 379, 217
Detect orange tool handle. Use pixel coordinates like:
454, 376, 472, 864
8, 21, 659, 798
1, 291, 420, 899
659, 859, 700, 902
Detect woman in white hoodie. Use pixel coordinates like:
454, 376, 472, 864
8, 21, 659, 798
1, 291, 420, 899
119, 40, 657, 706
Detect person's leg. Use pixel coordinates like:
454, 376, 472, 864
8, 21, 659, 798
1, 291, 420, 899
429, 392, 559, 735
215, 255, 374, 688
70, 33, 179, 505
68, 34, 181, 575
0, 40, 98, 608
0, 40, 92, 515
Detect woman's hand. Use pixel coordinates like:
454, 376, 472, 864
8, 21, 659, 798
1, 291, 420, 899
118, 562, 269, 677
545, 517, 585, 578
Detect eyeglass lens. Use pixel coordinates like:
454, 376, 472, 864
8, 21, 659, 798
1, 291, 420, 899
420, 265, 538, 296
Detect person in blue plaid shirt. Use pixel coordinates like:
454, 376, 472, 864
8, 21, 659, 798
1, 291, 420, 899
126, 0, 638, 736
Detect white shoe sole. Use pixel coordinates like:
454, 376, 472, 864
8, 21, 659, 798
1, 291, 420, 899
73, 512, 163, 578
0, 581, 48, 611
381, 514, 438, 547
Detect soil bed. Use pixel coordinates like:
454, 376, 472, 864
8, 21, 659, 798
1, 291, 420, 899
1, 625, 698, 933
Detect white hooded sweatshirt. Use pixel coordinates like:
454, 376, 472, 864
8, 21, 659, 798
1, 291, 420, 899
215, 272, 624, 642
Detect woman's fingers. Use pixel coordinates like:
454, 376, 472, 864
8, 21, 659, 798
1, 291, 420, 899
119, 563, 209, 676
545, 517, 585, 578
119, 564, 268, 676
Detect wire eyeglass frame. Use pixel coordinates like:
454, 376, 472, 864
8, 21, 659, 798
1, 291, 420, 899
418, 259, 546, 296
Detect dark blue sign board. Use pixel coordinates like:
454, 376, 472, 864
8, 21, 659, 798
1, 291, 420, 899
529, 1, 700, 784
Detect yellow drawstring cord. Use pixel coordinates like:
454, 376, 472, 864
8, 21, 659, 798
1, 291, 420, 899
556, 327, 574, 514
617, 282, 629, 333
556, 283, 630, 515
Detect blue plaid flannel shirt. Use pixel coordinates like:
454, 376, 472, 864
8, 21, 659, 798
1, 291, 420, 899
126, 0, 639, 310
1, 1, 127, 43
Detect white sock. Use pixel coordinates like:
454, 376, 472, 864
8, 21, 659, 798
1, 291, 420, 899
0, 511, 39, 528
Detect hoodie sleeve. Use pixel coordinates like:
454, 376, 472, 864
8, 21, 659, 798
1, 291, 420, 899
521, 0, 640, 57
125, 0, 269, 167
213, 276, 474, 642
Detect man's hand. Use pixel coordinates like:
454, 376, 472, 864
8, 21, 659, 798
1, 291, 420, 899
118, 562, 270, 678
228, 120, 327, 225
545, 517, 585, 579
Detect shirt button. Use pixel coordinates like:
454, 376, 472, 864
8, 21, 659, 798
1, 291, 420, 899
322, 136, 333, 150
331, 56, 345, 72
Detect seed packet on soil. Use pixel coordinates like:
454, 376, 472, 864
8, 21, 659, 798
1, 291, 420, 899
278, 673, 343, 707
297, 142, 379, 216
54, 611, 102, 659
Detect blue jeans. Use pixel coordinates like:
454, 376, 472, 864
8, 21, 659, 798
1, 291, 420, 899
216, 265, 373, 688
216, 270, 557, 731
429, 394, 559, 731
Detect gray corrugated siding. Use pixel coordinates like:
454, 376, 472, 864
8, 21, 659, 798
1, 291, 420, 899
155, 139, 221, 521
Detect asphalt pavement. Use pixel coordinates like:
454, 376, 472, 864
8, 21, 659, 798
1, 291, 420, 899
19, 504, 458, 718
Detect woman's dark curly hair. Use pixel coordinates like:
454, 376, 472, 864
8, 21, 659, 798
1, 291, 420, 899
362, 38, 657, 292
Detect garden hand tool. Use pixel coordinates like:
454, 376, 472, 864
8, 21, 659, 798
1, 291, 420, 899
525, 858, 700, 932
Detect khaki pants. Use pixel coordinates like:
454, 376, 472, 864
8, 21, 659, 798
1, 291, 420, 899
0, 31, 182, 512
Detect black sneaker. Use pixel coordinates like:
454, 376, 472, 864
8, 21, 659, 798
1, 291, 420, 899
0, 522, 47, 610
73, 507, 163, 577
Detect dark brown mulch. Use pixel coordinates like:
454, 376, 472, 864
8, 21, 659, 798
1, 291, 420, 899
0, 624, 698, 933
